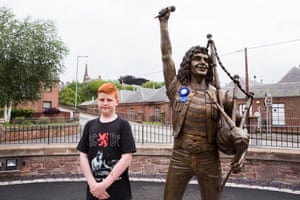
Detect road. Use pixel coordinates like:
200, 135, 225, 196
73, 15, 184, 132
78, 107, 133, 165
0, 180, 299, 200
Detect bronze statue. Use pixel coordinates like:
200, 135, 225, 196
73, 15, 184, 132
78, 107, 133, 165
157, 6, 251, 200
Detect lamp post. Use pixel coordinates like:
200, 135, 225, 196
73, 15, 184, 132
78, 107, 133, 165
74, 56, 88, 110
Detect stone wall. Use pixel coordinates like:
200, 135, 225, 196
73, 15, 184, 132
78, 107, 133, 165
0, 144, 299, 190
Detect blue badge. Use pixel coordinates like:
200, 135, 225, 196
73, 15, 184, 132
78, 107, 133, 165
178, 87, 190, 102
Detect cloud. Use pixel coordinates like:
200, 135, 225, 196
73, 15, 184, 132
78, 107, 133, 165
1, 0, 300, 85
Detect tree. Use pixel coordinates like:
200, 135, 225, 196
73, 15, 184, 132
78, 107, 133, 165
59, 80, 137, 106
142, 81, 164, 89
0, 7, 69, 121
81, 80, 106, 102
59, 82, 78, 106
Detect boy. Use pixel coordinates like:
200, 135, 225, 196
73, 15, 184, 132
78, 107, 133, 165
77, 82, 136, 200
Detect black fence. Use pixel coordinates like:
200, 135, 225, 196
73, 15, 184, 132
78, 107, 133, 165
0, 123, 81, 144
0, 123, 299, 148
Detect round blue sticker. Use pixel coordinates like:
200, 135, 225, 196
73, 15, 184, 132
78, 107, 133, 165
178, 87, 189, 102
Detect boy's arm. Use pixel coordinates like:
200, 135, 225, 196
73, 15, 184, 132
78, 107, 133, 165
101, 153, 133, 188
79, 152, 97, 186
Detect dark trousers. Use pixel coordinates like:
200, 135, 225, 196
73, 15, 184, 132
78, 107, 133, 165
163, 148, 222, 200
86, 178, 132, 200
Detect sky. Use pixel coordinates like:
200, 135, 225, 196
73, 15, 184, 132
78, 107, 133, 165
1, 0, 300, 85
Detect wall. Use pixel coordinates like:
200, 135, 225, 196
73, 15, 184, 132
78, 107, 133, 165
0, 144, 299, 190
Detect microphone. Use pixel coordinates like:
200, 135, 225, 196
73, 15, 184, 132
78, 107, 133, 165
155, 6, 176, 18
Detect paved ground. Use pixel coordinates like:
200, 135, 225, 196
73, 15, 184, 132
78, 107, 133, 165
0, 180, 299, 200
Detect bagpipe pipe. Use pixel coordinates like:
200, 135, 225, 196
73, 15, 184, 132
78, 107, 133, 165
206, 34, 254, 189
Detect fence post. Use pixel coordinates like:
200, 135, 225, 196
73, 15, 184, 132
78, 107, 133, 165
142, 123, 144, 144
0, 118, 4, 143
48, 125, 50, 144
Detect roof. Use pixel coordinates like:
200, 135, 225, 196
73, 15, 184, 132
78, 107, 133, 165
224, 67, 300, 99
119, 86, 169, 104
79, 86, 169, 106
278, 67, 300, 83
226, 82, 300, 99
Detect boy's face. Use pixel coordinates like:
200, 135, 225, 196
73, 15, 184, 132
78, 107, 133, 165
97, 93, 119, 116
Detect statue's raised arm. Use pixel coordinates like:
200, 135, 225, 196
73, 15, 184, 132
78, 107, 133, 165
157, 7, 176, 90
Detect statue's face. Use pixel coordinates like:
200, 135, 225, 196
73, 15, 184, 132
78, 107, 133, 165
191, 53, 209, 77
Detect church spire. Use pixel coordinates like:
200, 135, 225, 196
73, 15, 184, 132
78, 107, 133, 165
83, 63, 90, 84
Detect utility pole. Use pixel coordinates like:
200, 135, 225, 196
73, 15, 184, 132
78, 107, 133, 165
244, 48, 250, 129
75, 56, 88, 110
244, 48, 249, 93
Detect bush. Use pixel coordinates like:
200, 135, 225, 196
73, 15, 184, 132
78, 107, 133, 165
55, 117, 66, 123
23, 120, 33, 125
3, 121, 10, 127
36, 116, 51, 124
11, 109, 34, 119
12, 116, 25, 124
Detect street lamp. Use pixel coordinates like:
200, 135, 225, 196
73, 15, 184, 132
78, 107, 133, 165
75, 55, 88, 110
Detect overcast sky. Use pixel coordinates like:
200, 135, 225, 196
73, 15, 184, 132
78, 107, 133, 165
1, 0, 300, 85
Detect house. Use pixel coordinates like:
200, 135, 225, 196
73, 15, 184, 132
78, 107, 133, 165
16, 80, 60, 112
117, 87, 171, 124
231, 67, 300, 129
79, 86, 172, 124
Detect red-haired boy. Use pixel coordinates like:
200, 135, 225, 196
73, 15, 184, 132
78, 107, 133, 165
77, 82, 136, 200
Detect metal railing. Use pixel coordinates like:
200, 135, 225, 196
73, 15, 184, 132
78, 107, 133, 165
0, 123, 81, 144
0, 123, 299, 148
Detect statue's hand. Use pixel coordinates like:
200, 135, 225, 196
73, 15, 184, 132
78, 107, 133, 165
231, 143, 247, 173
157, 6, 175, 21
231, 127, 249, 173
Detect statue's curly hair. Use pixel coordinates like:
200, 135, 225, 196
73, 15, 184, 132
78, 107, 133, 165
177, 45, 214, 85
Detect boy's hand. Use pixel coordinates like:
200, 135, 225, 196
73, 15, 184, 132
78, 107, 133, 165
90, 182, 110, 199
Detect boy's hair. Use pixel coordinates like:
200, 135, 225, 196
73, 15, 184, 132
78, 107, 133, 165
98, 82, 119, 100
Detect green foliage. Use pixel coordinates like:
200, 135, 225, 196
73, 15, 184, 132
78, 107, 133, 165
3, 121, 10, 127
36, 116, 51, 124
12, 117, 33, 125
81, 80, 106, 102
122, 84, 136, 91
22, 120, 33, 125
0, 7, 69, 107
142, 81, 164, 89
54, 116, 66, 123
59, 81, 82, 106
59, 79, 137, 105
12, 116, 25, 124
160, 111, 166, 124
11, 108, 34, 119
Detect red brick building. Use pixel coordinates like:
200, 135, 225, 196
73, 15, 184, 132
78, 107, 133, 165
233, 67, 300, 129
16, 80, 60, 112
79, 87, 172, 124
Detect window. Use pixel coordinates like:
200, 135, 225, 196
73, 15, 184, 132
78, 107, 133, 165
44, 81, 52, 92
272, 103, 285, 125
129, 108, 135, 120
43, 101, 52, 112
154, 107, 161, 121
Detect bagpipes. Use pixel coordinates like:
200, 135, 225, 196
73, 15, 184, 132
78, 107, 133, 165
206, 34, 254, 190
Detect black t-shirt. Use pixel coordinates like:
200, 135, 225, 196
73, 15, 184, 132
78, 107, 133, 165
77, 116, 136, 200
